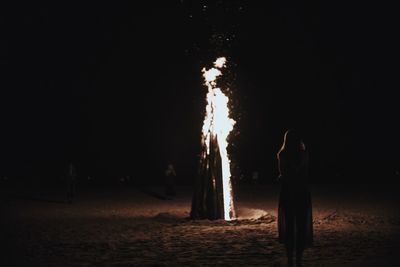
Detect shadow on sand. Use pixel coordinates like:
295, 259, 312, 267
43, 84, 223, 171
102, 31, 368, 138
137, 187, 170, 200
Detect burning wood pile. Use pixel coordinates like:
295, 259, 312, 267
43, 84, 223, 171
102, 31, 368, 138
191, 57, 236, 221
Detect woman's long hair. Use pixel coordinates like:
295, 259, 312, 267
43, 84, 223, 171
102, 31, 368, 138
278, 130, 305, 159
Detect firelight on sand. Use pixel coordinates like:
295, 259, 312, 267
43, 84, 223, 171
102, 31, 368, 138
201, 57, 236, 220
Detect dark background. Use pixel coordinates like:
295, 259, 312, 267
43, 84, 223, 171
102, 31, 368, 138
1, 1, 399, 185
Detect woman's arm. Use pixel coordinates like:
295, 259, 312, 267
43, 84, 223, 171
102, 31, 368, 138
277, 154, 282, 177
277, 153, 287, 181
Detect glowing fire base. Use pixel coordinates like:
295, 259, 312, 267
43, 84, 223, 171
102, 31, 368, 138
190, 135, 236, 220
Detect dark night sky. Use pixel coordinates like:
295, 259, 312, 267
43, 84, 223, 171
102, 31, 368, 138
1, 1, 399, 183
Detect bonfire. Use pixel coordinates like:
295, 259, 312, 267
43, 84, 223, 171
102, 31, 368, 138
191, 57, 236, 220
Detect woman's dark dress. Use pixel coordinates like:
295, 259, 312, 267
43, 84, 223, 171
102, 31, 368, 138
278, 150, 313, 249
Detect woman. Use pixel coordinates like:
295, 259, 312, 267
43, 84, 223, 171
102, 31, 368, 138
277, 130, 313, 266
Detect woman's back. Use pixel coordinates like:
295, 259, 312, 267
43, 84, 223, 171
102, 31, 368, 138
277, 130, 313, 266
278, 149, 309, 188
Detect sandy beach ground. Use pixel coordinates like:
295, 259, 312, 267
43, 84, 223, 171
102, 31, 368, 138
1, 183, 399, 266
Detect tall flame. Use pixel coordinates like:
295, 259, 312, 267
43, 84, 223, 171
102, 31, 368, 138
201, 57, 235, 220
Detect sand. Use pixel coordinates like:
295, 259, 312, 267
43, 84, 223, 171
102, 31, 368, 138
1, 184, 399, 266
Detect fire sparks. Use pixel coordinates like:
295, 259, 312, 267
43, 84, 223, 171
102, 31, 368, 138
201, 57, 236, 220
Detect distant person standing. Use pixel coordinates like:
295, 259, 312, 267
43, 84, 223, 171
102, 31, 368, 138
277, 130, 313, 267
164, 163, 176, 197
251, 171, 259, 184
66, 163, 77, 203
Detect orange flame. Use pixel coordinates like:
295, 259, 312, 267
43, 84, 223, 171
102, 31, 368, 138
201, 57, 235, 220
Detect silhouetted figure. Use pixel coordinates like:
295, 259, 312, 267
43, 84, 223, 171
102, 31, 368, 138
164, 163, 176, 197
277, 130, 313, 266
66, 163, 77, 203
251, 171, 259, 184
